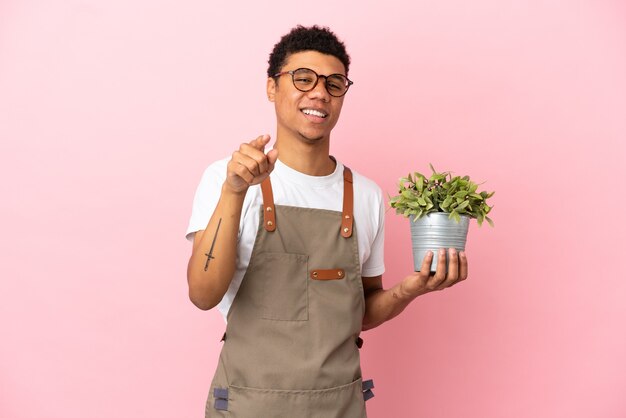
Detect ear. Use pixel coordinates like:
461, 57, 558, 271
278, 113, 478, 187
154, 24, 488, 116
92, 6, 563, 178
266, 77, 276, 102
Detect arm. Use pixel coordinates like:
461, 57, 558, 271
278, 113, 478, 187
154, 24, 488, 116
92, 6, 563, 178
187, 134, 278, 310
361, 248, 468, 331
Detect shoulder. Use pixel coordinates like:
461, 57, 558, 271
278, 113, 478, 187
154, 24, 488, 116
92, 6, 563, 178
192, 156, 232, 192
350, 167, 383, 202
340, 163, 385, 225
198, 156, 230, 182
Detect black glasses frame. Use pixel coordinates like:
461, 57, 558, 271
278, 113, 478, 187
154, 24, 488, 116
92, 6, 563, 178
273, 67, 354, 97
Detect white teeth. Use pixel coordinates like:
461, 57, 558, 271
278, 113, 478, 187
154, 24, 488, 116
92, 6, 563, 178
302, 109, 327, 118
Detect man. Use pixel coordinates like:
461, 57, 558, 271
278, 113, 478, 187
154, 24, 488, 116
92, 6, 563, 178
186, 25, 468, 418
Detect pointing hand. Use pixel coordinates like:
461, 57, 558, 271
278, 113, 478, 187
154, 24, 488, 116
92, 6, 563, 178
225, 134, 279, 194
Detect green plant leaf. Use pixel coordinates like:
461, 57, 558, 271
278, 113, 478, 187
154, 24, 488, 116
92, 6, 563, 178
390, 166, 494, 226
411, 209, 424, 221
416, 175, 424, 192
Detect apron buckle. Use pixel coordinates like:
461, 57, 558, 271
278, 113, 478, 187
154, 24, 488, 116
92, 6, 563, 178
213, 388, 229, 411
362, 379, 375, 401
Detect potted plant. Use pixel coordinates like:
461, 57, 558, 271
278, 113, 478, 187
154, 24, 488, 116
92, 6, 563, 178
389, 164, 494, 273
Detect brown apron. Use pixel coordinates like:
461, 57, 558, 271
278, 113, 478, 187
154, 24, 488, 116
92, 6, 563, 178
205, 166, 374, 418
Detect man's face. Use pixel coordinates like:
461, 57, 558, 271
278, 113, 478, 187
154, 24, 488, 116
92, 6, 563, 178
267, 50, 347, 144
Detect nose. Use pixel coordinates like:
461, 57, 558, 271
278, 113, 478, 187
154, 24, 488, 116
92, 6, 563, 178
307, 76, 331, 102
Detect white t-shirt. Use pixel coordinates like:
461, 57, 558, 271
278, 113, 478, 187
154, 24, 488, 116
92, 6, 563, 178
186, 156, 386, 321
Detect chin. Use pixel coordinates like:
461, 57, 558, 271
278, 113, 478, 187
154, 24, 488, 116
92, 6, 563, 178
297, 131, 326, 143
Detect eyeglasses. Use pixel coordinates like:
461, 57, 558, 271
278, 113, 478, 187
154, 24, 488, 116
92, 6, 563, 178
273, 68, 354, 97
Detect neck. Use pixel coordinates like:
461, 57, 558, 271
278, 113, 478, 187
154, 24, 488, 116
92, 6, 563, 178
274, 133, 336, 176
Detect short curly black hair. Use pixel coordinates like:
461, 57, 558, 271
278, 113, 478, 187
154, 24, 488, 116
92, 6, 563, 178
267, 25, 351, 78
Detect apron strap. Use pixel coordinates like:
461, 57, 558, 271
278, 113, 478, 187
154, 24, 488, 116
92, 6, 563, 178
341, 166, 354, 238
260, 177, 276, 232
261, 164, 354, 236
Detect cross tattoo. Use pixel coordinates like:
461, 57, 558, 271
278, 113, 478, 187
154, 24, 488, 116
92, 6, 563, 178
204, 218, 222, 271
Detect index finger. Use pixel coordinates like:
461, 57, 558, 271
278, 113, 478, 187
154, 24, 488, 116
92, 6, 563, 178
249, 134, 271, 150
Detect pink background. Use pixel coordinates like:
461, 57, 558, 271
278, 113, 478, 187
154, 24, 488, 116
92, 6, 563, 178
2, 1, 625, 417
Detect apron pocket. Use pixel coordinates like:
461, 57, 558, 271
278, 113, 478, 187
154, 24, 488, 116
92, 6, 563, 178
256, 252, 308, 321
228, 378, 366, 418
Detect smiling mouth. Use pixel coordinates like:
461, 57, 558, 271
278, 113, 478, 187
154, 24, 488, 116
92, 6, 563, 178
301, 108, 328, 118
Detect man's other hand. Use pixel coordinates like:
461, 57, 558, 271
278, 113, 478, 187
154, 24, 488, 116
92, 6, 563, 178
399, 248, 469, 299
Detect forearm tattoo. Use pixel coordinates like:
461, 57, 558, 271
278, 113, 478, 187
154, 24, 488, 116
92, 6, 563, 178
204, 218, 222, 271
